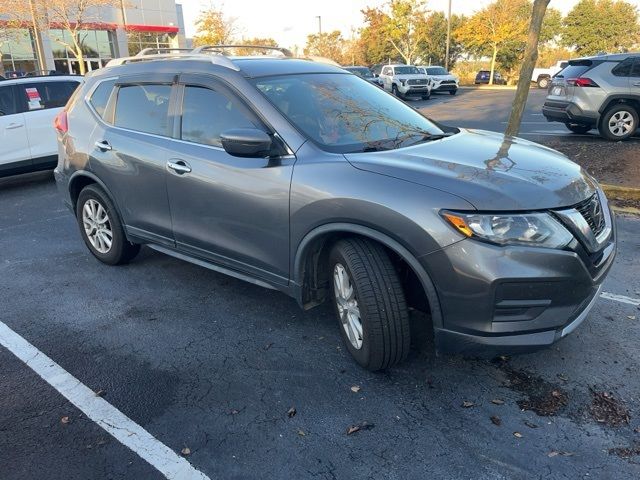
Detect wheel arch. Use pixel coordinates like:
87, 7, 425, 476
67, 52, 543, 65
598, 94, 640, 115
292, 223, 443, 329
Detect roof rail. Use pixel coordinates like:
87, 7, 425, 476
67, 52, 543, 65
106, 52, 240, 71
136, 47, 193, 56
192, 44, 294, 57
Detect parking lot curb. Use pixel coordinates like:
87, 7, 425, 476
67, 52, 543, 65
602, 184, 640, 201
459, 85, 519, 91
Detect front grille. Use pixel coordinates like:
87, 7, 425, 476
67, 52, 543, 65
408, 79, 427, 85
576, 194, 605, 237
441, 80, 455, 84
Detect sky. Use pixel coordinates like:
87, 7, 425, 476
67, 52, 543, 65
179, 0, 640, 50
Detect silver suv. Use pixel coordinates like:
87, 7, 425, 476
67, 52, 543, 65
378, 64, 432, 100
543, 53, 640, 140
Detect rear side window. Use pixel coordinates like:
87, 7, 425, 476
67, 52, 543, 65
181, 85, 259, 147
612, 58, 634, 77
114, 84, 171, 136
0, 86, 17, 116
19, 81, 80, 110
89, 79, 116, 118
630, 59, 640, 77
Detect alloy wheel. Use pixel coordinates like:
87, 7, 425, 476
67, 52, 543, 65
333, 263, 363, 349
82, 198, 113, 254
608, 110, 635, 137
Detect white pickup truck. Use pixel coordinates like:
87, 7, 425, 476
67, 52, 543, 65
531, 61, 569, 89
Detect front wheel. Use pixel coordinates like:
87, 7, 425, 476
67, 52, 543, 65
449, 89, 457, 95
598, 105, 638, 141
76, 184, 140, 265
565, 123, 592, 134
329, 238, 410, 371
391, 84, 402, 98
421, 92, 431, 100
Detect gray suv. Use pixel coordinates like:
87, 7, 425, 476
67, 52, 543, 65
54, 47, 616, 370
543, 53, 640, 140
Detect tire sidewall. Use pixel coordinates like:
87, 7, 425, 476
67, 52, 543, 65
329, 247, 373, 368
76, 186, 126, 265
600, 105, 638, 141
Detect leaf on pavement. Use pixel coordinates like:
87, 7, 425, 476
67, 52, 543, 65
548, 450, 573, 457
346, 421, 374, 435
297, 429, 306, 436
490, 415, 502, 426
181, 447, 191, 456
513, 432, 523, 438
524, 421, 538, 429
287, 407, 296, 418
94, 389, 106, 397
462, 400, 475, 408
60, 416, 70, 424
351, 385, 361, 393
491, 399, 505, 405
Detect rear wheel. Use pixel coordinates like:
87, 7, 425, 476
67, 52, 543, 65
565, 123, 592, 134
598, 105, 638, 141
329, 238, 410, 371
76, 184, 140, 265
537, 76, 550, 89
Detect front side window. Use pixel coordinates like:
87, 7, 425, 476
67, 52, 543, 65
89, 79, 116, 119
114, 84, 171, 136
253, 73, 446, 153
19, 81, 80, 110
0, 86, 18, 116
181, 85, 259, 147
631, 59, 640, 77
381, 67, 391, 76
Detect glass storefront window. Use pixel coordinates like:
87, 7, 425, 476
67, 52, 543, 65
127, 32, 174, 56
49, 29, 115, 74
1, 29, 37, 75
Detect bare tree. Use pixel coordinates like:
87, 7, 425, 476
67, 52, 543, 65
505, 0, 550, 137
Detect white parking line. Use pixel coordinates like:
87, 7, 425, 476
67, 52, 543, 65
0, 320, 211, 480
600, 292, 640, 307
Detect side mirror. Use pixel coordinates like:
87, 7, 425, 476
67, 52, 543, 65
220, 128, 272, 157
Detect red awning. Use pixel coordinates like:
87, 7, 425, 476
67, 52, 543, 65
126, 24, 179, 33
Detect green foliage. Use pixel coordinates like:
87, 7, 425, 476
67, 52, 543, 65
303, 31, 347, 63
416, 11, 466, 68
193, 8, 238, 47
561, 0, 639, 55
359, 7, 397, 64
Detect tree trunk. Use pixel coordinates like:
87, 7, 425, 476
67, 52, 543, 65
505, 0, 551, 137
489, 45, 498, 86
77, 49, 86, 75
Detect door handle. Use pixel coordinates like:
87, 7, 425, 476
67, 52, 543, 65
167, 160, 192, 174
5, 123, 24, 130
633, 82, 640, 87
94, 140, 112, 151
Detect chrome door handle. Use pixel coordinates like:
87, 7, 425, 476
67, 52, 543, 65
5, 123, 24, 129
167, 160, 192, 174
94, 140, 112, 151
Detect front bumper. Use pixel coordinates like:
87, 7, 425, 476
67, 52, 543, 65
399, 85, 431, 96
542, 100, 599, 126
433, 83, 458, 92
424, 212, 616, 356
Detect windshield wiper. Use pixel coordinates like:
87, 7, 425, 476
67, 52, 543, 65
407, 132, 455, 146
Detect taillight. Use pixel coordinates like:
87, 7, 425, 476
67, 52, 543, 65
53, 111, 68, 133
567, 77, 599, 87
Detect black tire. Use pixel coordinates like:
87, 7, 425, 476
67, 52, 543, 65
565, 123, 592, 134
421, 91, 431, 100
329, 238, 410, 371
598, 104, 639, 141
537, 76, 550, 89
391, 84, 402, 98
76, 184, 140, 265
449, 89, 457, 95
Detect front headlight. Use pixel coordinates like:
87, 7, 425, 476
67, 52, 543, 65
399, 79, 406, 86
441, 211, 573, 249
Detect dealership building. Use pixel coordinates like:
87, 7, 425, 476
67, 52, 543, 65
1, 0, 187, 76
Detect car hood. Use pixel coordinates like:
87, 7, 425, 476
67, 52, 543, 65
430, 74, 457, 81
395, 74, 428, 81
344, 129, 597, 211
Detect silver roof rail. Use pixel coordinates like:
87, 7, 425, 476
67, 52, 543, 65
106, 52, 240, 71
136, 47, 193, 56
192, 44, 294, 57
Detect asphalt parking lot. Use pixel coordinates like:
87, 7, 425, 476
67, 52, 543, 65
1, 90, 640, 480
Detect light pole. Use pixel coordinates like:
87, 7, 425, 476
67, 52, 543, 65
445, 0, 452, 71
316, 16, 322, 35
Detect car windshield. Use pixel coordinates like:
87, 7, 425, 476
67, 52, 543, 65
252, 73, 446, 153
347, 67, 373, 78
427, 67, 448, 75
394, 66, 421, 75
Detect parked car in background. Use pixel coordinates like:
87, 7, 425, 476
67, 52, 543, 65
418, 66, 459, 95
532, 60, 569, 89
343, 66, 382, 87
474, 70, 506, 85
55, 47, 615, 371
378, 64, 432, 99
543, 53, 640, 140
0, 75, 81, 177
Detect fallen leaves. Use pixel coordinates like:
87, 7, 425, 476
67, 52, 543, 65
491, 399, 505, 405
461, 400, 475, 408
94, 389, 106, 397
350, 385, 361, 393
181, 447, 191, 456
524, 421, 539, 429
548, 450, 573, 457
513, 432, 523, 438
297, 429, 306, 437
60, 416, 70, 425
346, 422, 374, 435
287, 407, 296, 418
589, 390, 630, 427
490, 415, 502, 426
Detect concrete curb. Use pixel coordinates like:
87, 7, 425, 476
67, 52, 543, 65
602, 184, 640, 201
458, 85, 523, 91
